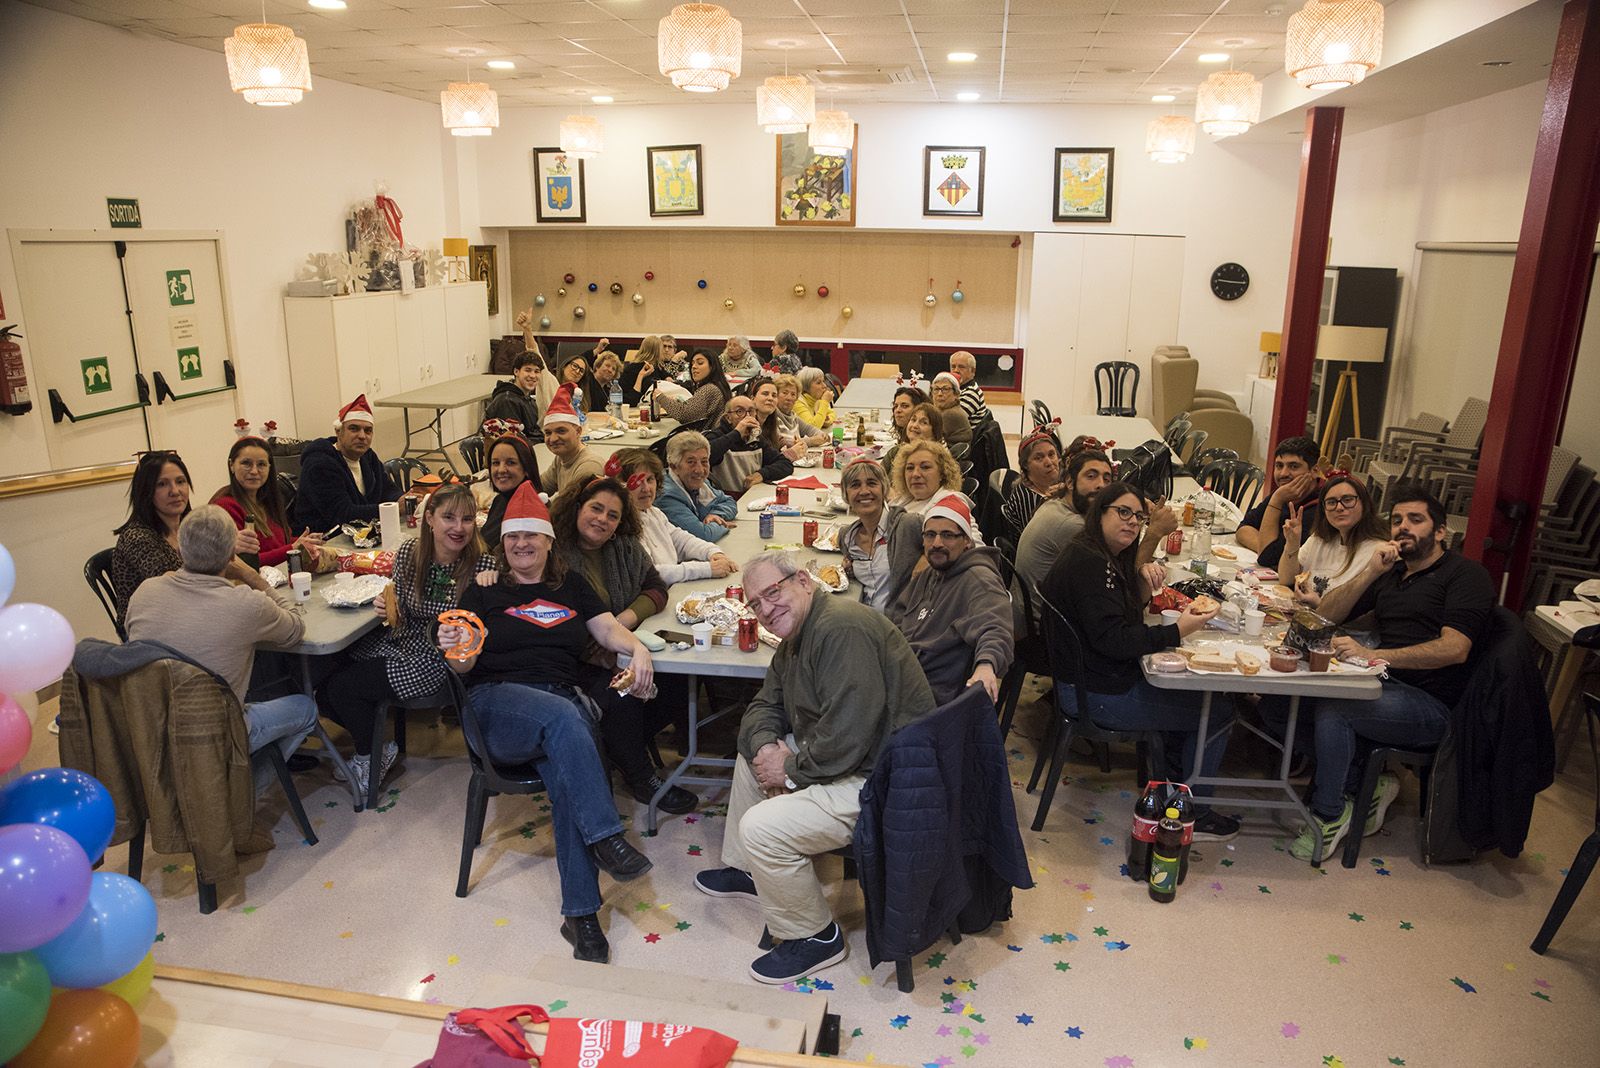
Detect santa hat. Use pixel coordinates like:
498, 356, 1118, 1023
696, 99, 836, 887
499, 481, 553, 538
924, 493, 974, 539
933, 372, 961, 391
335, 394, 374, 428
542, 383, 582, 428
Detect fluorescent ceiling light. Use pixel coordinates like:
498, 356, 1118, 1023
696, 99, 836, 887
308, 0, 346, 9
1198, 52, 1230, 63
486, 60, 515, 70
592, 95, 614, 103
948, 51, 977, 62
1151, 93, 1176, 102
955, 91, 980, 102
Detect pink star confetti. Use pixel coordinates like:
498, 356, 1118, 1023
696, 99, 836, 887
936, 1025, 953, 1037
419, 974, 436, 984
1282, 1022, 1301, 1039
1105, 1056, 1135, 1068
683, 815, 699, 823
1535, 978, 1552, 989
1075, 882, 1092, 891
1210, 881, 1224, 891
643, 932, 661, 943
974, 1034, 990, 1046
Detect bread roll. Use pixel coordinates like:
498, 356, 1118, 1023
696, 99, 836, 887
1212, 545, 1237, 560
1234, 650, 1262, 675
1188, 594, 1220, 614
1190, 652, 1236, 672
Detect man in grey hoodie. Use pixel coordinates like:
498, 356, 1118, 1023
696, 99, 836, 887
890, 493, 1014, 706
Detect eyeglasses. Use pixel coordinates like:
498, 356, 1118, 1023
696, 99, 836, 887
1323, 494, 1360, 511
922, 528, 969, 542
749, 572, 800, 607
1108, 504, 1149, 524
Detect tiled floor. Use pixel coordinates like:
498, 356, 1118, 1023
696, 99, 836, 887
20, 684, 1600, 1067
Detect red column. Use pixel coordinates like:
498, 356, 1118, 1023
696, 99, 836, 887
1465, 0, 1600, 607
1270, 106, 1344, 451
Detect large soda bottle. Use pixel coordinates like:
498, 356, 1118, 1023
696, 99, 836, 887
1148, 807, 1184, 903
1126, 782, 1162, 881
1192, 484, 1217, 561
1164, 784, 1195, 885
608, 378, 624, 423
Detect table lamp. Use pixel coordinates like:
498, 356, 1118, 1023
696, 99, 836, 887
1314, 324, 1388, 461
1258, 331, 1282, 379
442, 237, 469, 282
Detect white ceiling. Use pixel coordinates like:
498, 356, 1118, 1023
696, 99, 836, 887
20, 0, 1406, 107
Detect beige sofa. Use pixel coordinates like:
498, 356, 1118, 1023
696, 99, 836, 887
1152, 347, 1255, 461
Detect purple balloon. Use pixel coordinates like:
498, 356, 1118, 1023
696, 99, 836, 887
0, 823, 92, 953
0, 603, 75, 694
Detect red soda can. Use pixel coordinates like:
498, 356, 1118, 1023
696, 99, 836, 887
737, 616, 759, 652
725, 585, 743, 602
775, 485, 790, 505
639, 406, 651, 424
803, 520, 818, 546
1165, 529, 1184, 555
823, 447, 835, 469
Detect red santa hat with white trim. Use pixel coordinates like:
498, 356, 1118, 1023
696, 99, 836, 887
542, 383, 582, 429
932, 371, 961, 391
334, 393, 375, 428
923, 492, 974, 539
499, 481, 553, 538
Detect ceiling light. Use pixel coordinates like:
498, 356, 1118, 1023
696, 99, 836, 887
591, 95, 614, 103
658, 3, 743, 94
1146, 115, 1196, 164
948, 51, 977, 62
1195, 69, 1262, 137
486, 60, 515, 71
1285, 0, 1383, 89
809, 108, 853, 156
560, 114, 604, 159
308, 0, 346, 9
441, 81, 499, 137
1198, 52, 1229, 63
225, 22, 313, 106
1151, 93, 1176, 102
956, 91, 980, 102
757, 74, 815, 133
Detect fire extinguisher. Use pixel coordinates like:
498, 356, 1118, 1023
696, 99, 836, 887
0, 325, 31, 417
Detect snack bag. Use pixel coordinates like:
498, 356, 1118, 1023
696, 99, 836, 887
415, 1005, 739, 1068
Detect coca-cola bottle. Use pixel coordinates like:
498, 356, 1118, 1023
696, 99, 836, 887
1148, 807, 1184, 903
1126, 782, 1161, 881
1161, 783, 1195, 886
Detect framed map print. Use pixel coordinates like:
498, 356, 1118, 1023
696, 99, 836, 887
533, 148, 586, 223
1052, 147, 1114, 223
924, 145, 985, 217
646, 144, 704, 217
776, 126, 857, 226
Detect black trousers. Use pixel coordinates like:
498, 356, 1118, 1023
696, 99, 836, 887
317, 658, 401, 756
586, 670, 688, 785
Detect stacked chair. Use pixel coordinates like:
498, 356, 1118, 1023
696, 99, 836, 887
1353, 396, 1490, 508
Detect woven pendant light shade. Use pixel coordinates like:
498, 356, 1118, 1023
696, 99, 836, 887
808, 109, 853, 156
1285, 0, 1383, 89
1194, 70, 1262, 138
225, 22, 312, 107
441, 81, 499, 136
1146, 115, 1197, 164
560, 115, 604, 159
658, 3, 742, 94
757, 75, 815, 134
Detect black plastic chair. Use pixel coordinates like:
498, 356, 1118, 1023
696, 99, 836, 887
960, 476, 980, 500
1029, 399, 1055, 430
1094, 361, 1140, 418
1340, 745, 1436, 869
1163, 413, 1192, 453
452, 670, 548, 897
1192, 447, 1240, 468
459, 434, 486, 474
1172, 428, 1209, 475
946, 441, 971, 461
994, 542, 1050, 744
1532, 624, 1600, 953
384, 457, 430, 493
275, 472, 297, 523
1028, 598, 1162, 832
1197, 458, 1265, 511
84, 548, 126, 641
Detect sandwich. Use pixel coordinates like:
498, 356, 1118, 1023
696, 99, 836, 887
1234, 650, 1262, 675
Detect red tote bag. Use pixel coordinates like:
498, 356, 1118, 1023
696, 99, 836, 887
416, 1004, 739, 1068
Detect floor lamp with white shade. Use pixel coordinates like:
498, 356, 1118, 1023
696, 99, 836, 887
1316, 324, 1389, 461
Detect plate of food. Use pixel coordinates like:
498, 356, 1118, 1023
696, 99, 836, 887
810, 562, 849, 593
810, 525, 842, 552
321, 573, 389, 608
1208, 542, 1257, 565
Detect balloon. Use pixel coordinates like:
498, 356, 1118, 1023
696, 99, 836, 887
10, 989, 139, 1068
98, 952, 153, 1010
0, 543, 14, 606
0, 952, 51, 1062
0, 695, 32, 774
0, 825, 91, 953
0, 769, 115, 863
0, 604, 75, 694
33, 874, 156, 989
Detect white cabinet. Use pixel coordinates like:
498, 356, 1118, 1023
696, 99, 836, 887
283, 282, 489, 441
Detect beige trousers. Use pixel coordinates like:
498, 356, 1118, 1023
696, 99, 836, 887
720, 756, 864, 941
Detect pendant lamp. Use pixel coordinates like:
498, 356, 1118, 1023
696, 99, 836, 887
560, 114, 604, 159
809, 108, 853, 156
758, 75, 815, 134
1285, 0, 1384, 90
441, 80, 499, 136
225, 21, 312, 106
1194, 69, 1262, 138
1145, 115, 1197, 164
658, 3, 743, 94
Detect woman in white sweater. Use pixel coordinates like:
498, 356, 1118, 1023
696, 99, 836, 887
611, 448, 738, 584
1277, 472, 1390, 606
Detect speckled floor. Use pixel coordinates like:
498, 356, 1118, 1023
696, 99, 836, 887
19, 683, 1600, 1067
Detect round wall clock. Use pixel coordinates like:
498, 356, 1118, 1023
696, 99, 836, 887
1210, 262, 1250, 300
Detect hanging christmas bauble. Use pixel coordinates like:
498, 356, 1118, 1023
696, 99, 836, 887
538, 316, 551, 329
793, 283, 806, 298
644, 270, 655, 281
697, 279, 708, 289
534, 293, 546, 307
724, 298, 735, 309
631, 292, 644, 306
557, 287, 567, 298
951, 289, 965, 303
588, 282, 598, 292
610, 282, 623, 295
841, 305, 853, 319
817, 285, 829, 298
564, 273, 575, 284
574, 305, 587, 318
924, 293, 938, 307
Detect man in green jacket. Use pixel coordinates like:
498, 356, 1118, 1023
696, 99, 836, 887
695, 550, 935, 985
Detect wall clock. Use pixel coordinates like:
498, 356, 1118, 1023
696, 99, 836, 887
1210, 262, 1250, 300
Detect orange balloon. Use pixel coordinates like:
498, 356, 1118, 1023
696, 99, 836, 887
11, 989, 139, 1068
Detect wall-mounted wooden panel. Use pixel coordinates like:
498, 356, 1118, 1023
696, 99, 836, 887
508, 229, 1020, 344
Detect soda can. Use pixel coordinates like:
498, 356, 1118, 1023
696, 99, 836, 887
822, 447, 835, 469
1165, 529, 1184, 556
639, 406, 651, 424
1183, 500, 1195, 526
285, 548, 302, 576
725, 585, 743, 602
803, 520, 818, 546
738, 616, 759, 653
759, 509, 775, 539
775, 484, 790, 505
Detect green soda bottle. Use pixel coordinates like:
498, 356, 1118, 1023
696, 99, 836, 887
1148, 807, 1183, 903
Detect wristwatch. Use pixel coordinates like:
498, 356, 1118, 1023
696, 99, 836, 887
784, 775, 797, 791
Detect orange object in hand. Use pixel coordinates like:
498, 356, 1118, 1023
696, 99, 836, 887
438, 609, 487, 661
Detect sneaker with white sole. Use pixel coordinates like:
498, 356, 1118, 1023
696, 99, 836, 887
695, 867, 758, 900
1290, 799, 1354, 863
335, 741, 399, 791
339, 754, 371, 798
1364, 772, 1400, 837
749, 921, 847, 984
1192, 811, 1241, 843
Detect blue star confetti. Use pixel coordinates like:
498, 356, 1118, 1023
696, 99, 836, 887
1065, 1026, 1085, 1039
1105, 940, 1130, 951
1099, 836, 1114, 845
891, 1014, 911, 1030
1450, 977, 1477, 994
1016, 1014, 1034, 1026
1007, 944, 1023, 952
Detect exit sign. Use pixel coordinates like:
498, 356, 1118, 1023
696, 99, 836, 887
107, 198, 141, 228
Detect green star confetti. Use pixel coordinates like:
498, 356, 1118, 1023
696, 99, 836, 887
675, 921, 692, 931
1258, 885, 1272, 893
1399, 921, 1414, 930
549, 999, 567, 1012
1093, 926, 1108, 936
927, 952, 947, 967
1054, 961, 1071, 971
1348, 912, 1364, 922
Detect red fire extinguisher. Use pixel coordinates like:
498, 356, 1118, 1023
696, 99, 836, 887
0, 326, 31, 417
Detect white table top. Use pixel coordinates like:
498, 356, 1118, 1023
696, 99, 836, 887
836, 377, 926, 410
265, 570, 381, 657
374, 373, 497, 410
1535, 601, 1600, 638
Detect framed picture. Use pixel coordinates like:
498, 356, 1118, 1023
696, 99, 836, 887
775, 126, 857, 226
1052, 147, 1114, 223
468, 244, 498, 315
646, 144, 704, 217
924, 145, 985, 217
533, 148, 586, 223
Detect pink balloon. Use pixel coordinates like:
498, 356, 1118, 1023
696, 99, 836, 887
0, 605, 75, 695
0, 695, 31, 773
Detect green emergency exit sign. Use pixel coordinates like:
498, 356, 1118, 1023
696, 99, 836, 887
107, 198, 141, 228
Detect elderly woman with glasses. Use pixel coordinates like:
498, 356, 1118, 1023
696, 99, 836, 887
1039, 482, 1239, 841
1276, 474, 1390, 606
927, 373, 973, 445
793, 366, 836, 429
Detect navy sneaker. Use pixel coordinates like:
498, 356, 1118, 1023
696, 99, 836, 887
695, 866, 758, 900
749, 922, 848, 985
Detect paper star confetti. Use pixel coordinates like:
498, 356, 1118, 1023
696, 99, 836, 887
1016, 1014, 1034, 1026
1041, 933, 1064, 944
634, 901, 653, 913
684, 815, 699, 823
1105, 940, 1130, 951
1105, 1056, 1135, 1068
890, 1015, 911, 1030
1534, 978, 1551, 988
961, 1045, 976, 1058
974, 1033, 990, 1046
1375, 867, 1391, 876
1326, 954, 1345, 965
1064, 932, 1079, 942
1450, 977, 1477, 993
419, 974, 436, 984
643, 933, 661, 943
493, 918, 510, 927
1532, 991, 1552, 1002
323, 881, 334, 890
927, 952, 948, 967
154, 933, 165, 942
675, 921, 692, 931
1054, 961, 1072, 971
1348, 912, 1365, 923
241, 905, 259, 915
446, 955, 460, 965
1399, 921, 1414, 930
1099, 836, 1114, 845
936, 1025, 953, 1037
1007, 944, 1023, 952
338, 931, 354, 939
549, 1000, 567, 1012
1258, 885, 1272, 894
1093, 926, 1108, 936
1184, 1038, 1209, 1050
1281, 1023, 1301, 1039
1210, 881, 1224, 891
1220, 858, 1234, 867
1066, 1026, 1085, 1039
1388, 1059, 1406, 1066
686, 845, 703, 856
1322, 1057, 1346, 1068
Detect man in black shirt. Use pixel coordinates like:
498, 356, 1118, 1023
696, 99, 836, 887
1236, 435, 1320, 569
1285, 481, 1495, 861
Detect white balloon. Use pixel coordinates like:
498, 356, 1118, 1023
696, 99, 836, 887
0, 543, 13, 607
0, 603, 76, 693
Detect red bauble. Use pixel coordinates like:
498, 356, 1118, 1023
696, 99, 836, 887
817, 285, 829, 298
563, 272, 575, 284
644, 270, 655, 281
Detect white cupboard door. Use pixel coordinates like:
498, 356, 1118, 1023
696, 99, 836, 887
1126, 236, 1185, 401
394, 293, 427, 392
362, 297, 401, 401
1075, 235, 1135, 416
330, 301, 372, 404
1021, 234, 1083, 419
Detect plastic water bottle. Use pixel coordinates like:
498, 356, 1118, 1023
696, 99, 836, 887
608, 379, 624, 423
1193, 484, 1217, 561
1148, 807, 1184, 903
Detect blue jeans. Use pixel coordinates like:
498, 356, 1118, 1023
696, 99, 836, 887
1057, 680, 1234, 801
1302, 678, 1449, 820
468, 682, 624, 917
245, 694, 319, 796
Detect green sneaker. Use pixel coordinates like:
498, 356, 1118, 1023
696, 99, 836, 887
1365, 772, 1400, 837
1290, 799, 1354, 862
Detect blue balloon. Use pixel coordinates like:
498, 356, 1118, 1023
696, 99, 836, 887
33, 873, 157, 989
0, 769, 115, 863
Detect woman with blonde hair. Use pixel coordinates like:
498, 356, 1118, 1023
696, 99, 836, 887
625, 334, 664, 403
890, 439, 964, 516
772, 373, 827, 448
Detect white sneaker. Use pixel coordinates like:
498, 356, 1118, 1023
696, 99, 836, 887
377, 741, 399, 785
335, 754, 371, 797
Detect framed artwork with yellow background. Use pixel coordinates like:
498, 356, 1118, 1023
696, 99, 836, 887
1052, 147, 1114, 223
775, 126, 857, 227
646, 144, 704, 217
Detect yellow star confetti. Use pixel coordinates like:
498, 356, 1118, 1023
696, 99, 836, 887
1504, 962, 1517, 971
338, 931, 353, 939
493, 918, 510, 927
1190, 1037, 1209, 1050
1081, 891, 1096, 901
181, 864, 195, 874
858, 976, 873, 986
658, 903, 674, 910
323, 881, 334, 890
446, 955, 460, 965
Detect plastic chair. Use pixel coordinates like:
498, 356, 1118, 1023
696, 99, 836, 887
960, 476, 980, 499
1192, 447, 1239, 468
946, 441, 971, 461
384, 457, 430, 493
1094, 361, 1140, 418
458, 434, 486, 475
84, 548, 126, 641
1197, 458, 1265, 511
1532, 681, 1600, 953
452, 670, 548, 897
1339, 745, 1436, 869
1029, 399, 1055, 430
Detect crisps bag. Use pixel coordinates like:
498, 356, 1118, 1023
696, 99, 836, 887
416, 1004, 740, 1068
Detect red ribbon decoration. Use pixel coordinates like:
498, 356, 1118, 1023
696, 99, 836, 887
374, 193, 405, 245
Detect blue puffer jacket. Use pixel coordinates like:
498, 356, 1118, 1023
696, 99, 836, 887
853, 684, 1033, 966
